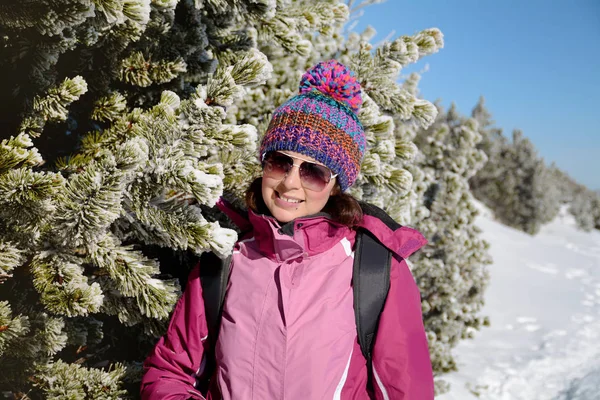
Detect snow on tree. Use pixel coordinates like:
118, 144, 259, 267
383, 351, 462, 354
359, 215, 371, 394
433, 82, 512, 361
0, 0, 498, 396
412, 103, 491, 394
0, 0, 319, 397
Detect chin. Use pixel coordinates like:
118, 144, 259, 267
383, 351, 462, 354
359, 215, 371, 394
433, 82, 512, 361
270, 207, 304, 223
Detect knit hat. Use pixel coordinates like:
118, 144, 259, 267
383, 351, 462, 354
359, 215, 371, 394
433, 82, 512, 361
259, 60, 365, 191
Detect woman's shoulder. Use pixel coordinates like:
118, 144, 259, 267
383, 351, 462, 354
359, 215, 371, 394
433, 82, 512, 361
356, 202, 427, 259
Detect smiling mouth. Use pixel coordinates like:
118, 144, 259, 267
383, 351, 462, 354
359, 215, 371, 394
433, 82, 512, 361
276, 191, 304, 204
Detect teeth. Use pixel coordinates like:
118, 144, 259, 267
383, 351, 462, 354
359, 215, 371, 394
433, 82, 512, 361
280, 194, 301, 203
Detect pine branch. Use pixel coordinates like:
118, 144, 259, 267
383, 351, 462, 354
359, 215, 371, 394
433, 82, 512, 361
33, 360, 127, 399
91, 92, 128, 123
0, 134, 43, 173
88, 233, 179, 320
31, 254, 104, 318
0, 301, 30, 357
119, 52, 187, 87
20, 76, 88, 138
0, 241, 25, 278
53, 159, 124, 248
0, 169, 63, 244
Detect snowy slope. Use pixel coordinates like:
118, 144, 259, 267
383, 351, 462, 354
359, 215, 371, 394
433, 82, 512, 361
438, 203, 600, 400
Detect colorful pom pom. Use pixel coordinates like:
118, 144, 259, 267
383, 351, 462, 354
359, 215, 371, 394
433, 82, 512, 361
299, 60, 363, 113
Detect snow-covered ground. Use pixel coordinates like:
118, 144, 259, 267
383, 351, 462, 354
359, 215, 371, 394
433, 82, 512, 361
439, 203, 600, 400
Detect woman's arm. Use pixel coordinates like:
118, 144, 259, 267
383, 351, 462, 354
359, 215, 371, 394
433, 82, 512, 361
371, 257, 435, 400
141, 264, 209, 400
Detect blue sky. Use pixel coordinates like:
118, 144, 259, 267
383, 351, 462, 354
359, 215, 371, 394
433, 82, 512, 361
353, 0, 600, 190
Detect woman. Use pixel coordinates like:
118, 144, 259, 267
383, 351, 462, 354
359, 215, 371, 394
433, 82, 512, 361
141, 60, 434, 399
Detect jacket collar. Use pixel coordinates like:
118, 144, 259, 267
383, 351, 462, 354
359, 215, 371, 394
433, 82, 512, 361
216, 197, 427, 262
247, 210, 352, 262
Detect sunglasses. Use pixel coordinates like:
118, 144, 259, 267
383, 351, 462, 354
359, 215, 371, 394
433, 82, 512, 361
261, 151, 337, 191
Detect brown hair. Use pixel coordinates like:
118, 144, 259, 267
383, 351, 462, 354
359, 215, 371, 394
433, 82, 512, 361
245, 177, 363, 227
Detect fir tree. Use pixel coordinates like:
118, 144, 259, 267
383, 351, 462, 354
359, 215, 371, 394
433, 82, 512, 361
547, 165, 600, 232
594, 194, 600, 231
469, 99, 559, 235
569, 185, 599, 232
468, 96, 508, 205
412, 103, 491, 394
492, 130, 559, 234
0, 0, 317, 397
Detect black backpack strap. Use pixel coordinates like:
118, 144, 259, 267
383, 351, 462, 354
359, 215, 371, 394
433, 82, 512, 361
353, 229, 392, 392
198, 251, 232, 392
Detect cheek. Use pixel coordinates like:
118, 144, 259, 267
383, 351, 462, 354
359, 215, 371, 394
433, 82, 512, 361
306, 185, 334, 211
261, 176, 273, 199
310, 191, 330, 204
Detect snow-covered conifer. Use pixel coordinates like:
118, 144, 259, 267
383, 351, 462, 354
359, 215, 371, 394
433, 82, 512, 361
469, 97, 508, 204
412, 104, 491, 393
546, 165, 600, 231
469, 99, 559, 235
486, 130, 559, 234
0, 0, 312, 396
569, 186, 599, 232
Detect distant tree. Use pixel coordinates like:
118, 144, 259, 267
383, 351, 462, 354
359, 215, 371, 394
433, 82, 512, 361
469, 98, 559, 234
468, 96, 507, 204
493, 130, 559, 234
547, 164, 600, 232
547, 163, 576, 204
569, 185, 599, 232
593, 194, 600, 230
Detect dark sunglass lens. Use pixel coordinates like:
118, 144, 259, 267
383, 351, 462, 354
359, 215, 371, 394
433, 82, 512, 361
264, 152, 293, 177
300, 162, 330, 190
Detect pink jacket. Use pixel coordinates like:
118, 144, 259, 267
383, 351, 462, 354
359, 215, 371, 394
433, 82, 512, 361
141, 202, 433, 400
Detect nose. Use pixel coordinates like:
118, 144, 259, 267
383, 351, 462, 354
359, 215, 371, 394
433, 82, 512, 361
279, 164, 302, 190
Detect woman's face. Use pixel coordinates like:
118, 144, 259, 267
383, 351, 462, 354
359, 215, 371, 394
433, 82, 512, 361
261, 151, 336, 223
